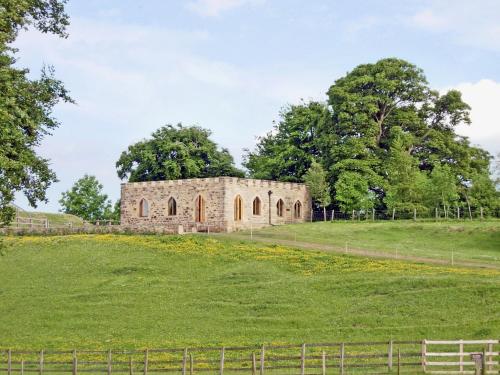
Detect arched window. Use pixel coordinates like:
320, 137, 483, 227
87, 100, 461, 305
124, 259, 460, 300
234, 195, 243, 221
139, 198, 149, 217
276, 199, 284, 217
168, 197, 177, 216
294, 200, 302, 218
195, 195, 206, 223
253, 197, 261, 215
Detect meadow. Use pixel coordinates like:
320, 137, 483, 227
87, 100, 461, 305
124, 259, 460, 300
230, 220, 500, 267
0, 233, 499, 350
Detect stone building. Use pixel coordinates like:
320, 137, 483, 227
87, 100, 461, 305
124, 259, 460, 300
120, 177, 311, 233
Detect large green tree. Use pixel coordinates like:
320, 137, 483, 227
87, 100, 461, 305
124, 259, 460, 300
246, 58, 497, 214
116, 124, 244, 182
0, 0, 72, 225
244, 101, 329, 182
59, 175, 113, 222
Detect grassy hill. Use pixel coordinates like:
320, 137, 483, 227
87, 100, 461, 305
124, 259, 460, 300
229, 220, 500, 267
0, 233, 499, 349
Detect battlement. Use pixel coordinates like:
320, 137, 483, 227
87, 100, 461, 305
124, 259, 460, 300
121, 177, 307, 191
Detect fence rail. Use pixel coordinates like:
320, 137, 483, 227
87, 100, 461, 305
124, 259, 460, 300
423, 339, 499, 375
310, 208, 500, 222
1, 340, 498, 375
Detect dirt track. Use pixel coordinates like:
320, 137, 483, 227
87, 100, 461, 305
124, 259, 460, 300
223, 233, 500, 270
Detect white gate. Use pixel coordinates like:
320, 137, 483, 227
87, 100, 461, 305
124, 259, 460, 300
423, 339, 499, 374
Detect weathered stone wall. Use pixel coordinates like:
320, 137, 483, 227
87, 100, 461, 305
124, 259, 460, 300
120, 177, 311, 233
120, 178, 226, 233
223, 178, 311, 232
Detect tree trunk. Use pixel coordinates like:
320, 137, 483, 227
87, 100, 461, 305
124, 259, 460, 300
323, 206, 326, 222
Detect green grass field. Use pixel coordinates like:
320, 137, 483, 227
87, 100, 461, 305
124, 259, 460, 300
0, 232, 499, 350
231, 220, 500, 266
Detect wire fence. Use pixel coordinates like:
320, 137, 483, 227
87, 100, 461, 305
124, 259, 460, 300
309, 207, 500, 222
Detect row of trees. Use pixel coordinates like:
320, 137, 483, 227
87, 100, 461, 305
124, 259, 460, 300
244, 59, 499, 214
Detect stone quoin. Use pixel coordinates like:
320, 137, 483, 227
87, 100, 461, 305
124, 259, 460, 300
120, 177, 312, 233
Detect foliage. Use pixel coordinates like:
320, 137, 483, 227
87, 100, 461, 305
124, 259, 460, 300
383, 130, 428, 212
245, 58, 497, 214
334, 171, 374, 212
422, 164, 459, 214
116, 124, 244, 182
303, 161, 331, 208
0, 233, 498, 348
0, 0, 72, 226
244, 101, 329, 182
59, 175, 112, 222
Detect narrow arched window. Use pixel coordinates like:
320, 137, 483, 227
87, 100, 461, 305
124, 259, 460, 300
294, 200, 302, 218
139, 198, 149, 217
253, 197, 261, 215
276, 199, 284, 217
234, 195, 243, 221
195, 195, 206, 223
168, 197, 177, 216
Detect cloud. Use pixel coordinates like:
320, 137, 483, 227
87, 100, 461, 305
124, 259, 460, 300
186, 0, 265, 17
412, 9, 449, 31
409, 1, 500, 51
452, 79, 500, 155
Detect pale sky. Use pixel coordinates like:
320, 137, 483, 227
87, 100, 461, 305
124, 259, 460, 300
13, 0, 500, 212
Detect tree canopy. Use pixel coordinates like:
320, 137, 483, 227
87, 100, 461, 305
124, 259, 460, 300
244, 101, 328, 182
0, 0, 72, 225
59, 175, 115, 222
116, 124, 244, 182
246, 58, 498, 214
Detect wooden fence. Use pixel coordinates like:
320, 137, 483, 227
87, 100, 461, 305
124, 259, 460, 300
423, 339, 499, 374
0, 340, 457, 375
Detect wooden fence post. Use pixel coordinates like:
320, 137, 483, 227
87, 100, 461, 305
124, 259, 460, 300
107, 349, 112, 375
480, 207, 484, 220
321, 351, 326, 375
182, 348, 188, 375
388, 340, 393, 371
251, 353, 256, 375
7, 349, 11, 375
39, 350, 44, 375
190, 354, 194, 375
259, 345, 265, 375
459, 340, 463, 372
413, 208, 417, 221
352, 210, 355, 221
481, 348, 486, 375
372, 208, 375, 221
21, 360, 24, 375
143, 349, 148, 375
421, 340, 426, 373
129, 356, 133, 375
340, 343, 345, 375
392, 208, 395, 220
487, 342, 493, 372
331, 210, 334, 221
435, 207, 438, 221
457, 206, 460, 220
300, 344, 306, 375
397, 349, 400, 375
73, 350, 78, 375
220, 347, 225, 375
